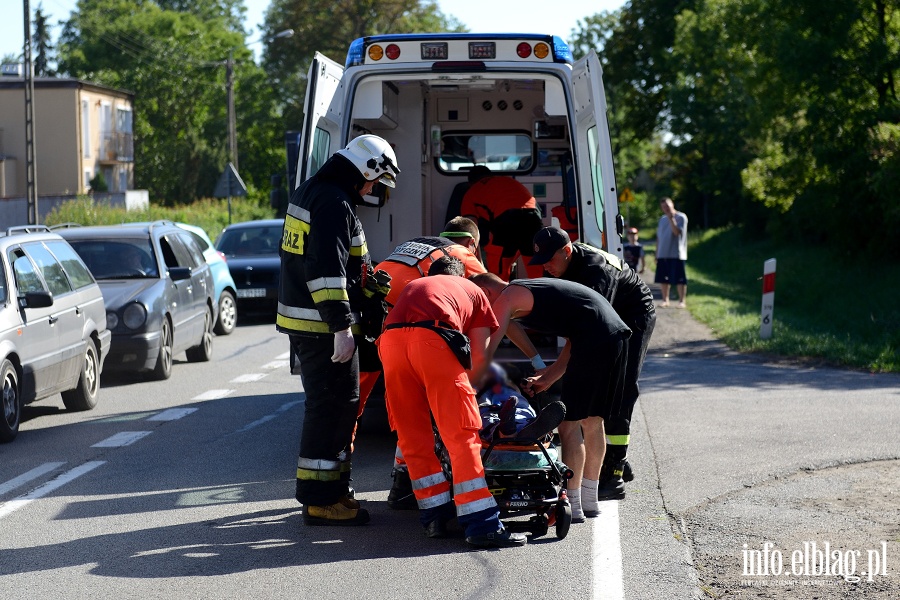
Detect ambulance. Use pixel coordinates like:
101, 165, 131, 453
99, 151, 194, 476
290, 33, 625, 263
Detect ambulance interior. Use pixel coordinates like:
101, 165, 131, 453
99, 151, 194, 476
348, 72, 578, 364
348, 73, 580, 265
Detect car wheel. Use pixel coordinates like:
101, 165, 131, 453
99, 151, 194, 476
151, 318, 174, 380
1, 359, 21, 443
186, 307, 214, 362
61, 338, 100, 411
214, 290, 237, 335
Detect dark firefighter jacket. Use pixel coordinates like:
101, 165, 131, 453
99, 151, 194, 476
562, 242, 656, 321
276, 156, 371, 336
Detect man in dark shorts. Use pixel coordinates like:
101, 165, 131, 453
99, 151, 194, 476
469, 273, 631, 522
529, 226, 657, 503
655, 196, 688, 308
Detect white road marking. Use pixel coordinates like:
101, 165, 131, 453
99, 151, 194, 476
192, 389, 234, 400
262, 360, 290, 370
592, 501, 625, 600
0, 462, 66, 496
148, 408, 198, 421
234, 401, 303, 433
0, 461, 106, 520
92, 431, 152, 447
276, 351, 290, 360
231, 373, 267, 383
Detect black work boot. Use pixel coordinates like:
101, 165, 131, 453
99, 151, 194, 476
622, 459, 634, 482
387, 468, 418, 510
597, 460, 626, 501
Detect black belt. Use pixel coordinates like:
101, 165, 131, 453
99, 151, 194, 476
385, 320, 455, 331
383, 320, 471, 369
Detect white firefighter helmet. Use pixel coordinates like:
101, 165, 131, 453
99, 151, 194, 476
337, 135, 400, 188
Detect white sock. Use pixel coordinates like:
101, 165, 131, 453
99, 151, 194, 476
581, 478, 599, 515
567, 487, 584, 520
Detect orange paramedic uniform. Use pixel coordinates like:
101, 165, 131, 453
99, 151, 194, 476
460, 176, 544, 280
377, 275, 502, 535
358, 237, 485, 416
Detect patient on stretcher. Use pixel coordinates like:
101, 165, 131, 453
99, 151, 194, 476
479, 363, 565, 443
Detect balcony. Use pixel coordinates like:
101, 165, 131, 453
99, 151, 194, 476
99, 132, 134, 163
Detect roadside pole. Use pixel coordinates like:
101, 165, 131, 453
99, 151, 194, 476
760, 258, 776, 339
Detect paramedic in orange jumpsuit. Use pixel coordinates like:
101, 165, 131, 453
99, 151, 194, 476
376, 262, 527, 548
355, 219, 487, 510
358, 217, 485, 412
460, 166, 544, 280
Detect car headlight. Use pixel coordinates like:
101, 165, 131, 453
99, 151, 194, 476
106, 311, 118, 329
123, 303, 148, 330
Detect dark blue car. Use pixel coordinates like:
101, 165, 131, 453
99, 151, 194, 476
215, 219, 283, 317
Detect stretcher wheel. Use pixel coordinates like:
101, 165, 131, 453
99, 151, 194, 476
555, 501, 572, 539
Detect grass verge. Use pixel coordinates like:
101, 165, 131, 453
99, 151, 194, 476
657, 226, 899, 373
44, 196, 276, 242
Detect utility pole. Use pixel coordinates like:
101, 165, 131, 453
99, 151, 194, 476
23, 0, 39, 224
226, 48, 237, 172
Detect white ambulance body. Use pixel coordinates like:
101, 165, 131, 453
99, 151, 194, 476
295, 33, 624, 262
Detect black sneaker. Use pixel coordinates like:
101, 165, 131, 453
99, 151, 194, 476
425, 519, 448, 538
466, 528, 528, 548
516, 401, 566, 441
387, 468, 418, 510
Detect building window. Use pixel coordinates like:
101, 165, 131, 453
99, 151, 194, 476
84, 169, 92, 191
100, 102, 111, 159
81, 99, 91, 158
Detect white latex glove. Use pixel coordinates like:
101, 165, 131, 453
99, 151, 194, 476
331, 328, 356, 363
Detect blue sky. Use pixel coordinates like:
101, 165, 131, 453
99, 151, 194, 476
2, 0, 624, 65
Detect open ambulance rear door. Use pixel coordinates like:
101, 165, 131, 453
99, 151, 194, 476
296, 52, 346, 187
571, 50, 624, 257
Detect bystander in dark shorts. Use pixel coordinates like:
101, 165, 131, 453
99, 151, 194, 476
654, 258, 687, 285
561, 333, 628, 422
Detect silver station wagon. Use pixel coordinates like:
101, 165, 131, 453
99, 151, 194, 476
1, 226, 111, 443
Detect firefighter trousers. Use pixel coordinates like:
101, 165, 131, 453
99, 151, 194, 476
604, 312, 657, 464
290, 334, 359, 507
378, 327, 501, 537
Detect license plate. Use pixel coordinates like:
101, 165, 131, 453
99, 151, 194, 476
237, 288, 266, 298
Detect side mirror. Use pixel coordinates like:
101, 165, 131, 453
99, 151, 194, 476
168, 266, 192, 281
21, 291, 53, 308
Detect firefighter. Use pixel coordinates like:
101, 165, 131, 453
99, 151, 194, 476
277, 134, 399, 526
460, 166, 544, 281
469, 273, 631, 522
354, 217, 487, 510
529, 226, 656, 504
377, 259, 527, 548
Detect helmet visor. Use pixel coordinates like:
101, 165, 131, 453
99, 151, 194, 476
378, 172, 397, 188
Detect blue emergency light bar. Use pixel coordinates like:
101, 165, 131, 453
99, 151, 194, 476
345, 33, 573, 68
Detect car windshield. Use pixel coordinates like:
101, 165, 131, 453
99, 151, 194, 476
217, 226, 281, 257
67, 239, 159, 279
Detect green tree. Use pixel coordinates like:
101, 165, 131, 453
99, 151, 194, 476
261, 0, 465, 129
32, 4, 55, 76
57, 0, 279, 204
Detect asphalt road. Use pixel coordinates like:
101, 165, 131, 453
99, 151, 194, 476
1, 303, 898, 599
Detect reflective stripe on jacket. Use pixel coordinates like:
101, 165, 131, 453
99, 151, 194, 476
277, 163, 371, 336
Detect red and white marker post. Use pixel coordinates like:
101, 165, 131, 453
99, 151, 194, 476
760, 258, 776, 339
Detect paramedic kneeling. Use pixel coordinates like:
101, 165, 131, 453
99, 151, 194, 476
470, 274, 631, 522
377, 264, 527, 548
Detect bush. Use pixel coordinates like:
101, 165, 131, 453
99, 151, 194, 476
45, 196, 277, 242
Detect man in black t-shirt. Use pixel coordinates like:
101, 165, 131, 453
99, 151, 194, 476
470, 274, 630, 523
529, 226, 657, 502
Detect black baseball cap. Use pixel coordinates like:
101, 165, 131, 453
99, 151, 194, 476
529, 226, 570, 265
